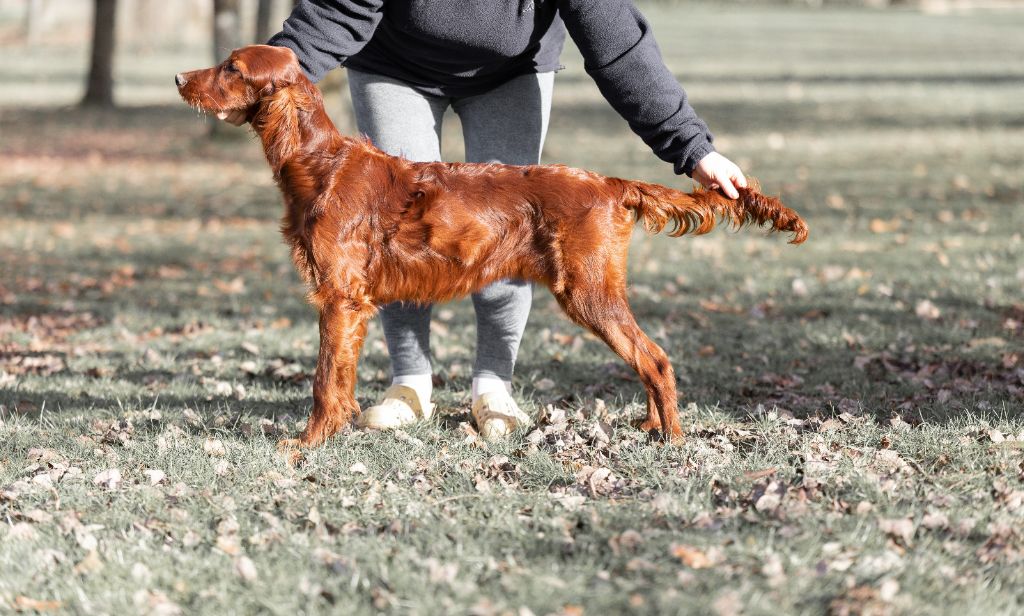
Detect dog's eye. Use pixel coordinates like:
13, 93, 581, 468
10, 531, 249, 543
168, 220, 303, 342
225, 63, 240, 74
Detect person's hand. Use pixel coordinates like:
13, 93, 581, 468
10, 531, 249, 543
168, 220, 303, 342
216, 109, 247, 126
692, 151, 747, 200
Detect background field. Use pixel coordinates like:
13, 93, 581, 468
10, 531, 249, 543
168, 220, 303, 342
2, 4, 1023, 615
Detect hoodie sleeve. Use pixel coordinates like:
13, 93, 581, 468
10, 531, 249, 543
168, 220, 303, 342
557, 0, 714, 176
267, 0, 384, 83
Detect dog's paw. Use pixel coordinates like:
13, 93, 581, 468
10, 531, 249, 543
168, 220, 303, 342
662, 429, 685, 444
660, 423, 685, 444
634, 418, 662, 434
635, 418, 685, 444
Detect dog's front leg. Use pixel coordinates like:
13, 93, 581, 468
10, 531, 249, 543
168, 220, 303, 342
281, 300, 371, 450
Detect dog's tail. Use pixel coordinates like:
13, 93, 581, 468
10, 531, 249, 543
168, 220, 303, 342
619, 177, 808, 244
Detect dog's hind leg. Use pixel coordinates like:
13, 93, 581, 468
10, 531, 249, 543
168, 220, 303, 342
280, 300, 371, 450
553, 285, 682, 440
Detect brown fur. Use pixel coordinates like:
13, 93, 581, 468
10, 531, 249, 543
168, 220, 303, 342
177, 45, 808, 449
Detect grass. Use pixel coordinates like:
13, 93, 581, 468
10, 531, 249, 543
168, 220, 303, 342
2, 4, 1023, 614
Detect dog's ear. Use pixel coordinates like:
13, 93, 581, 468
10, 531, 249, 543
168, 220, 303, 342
266, 51, 302, 94
245, 45, 303, 97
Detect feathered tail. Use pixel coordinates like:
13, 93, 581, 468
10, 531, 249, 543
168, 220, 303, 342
619, 177, 808, 244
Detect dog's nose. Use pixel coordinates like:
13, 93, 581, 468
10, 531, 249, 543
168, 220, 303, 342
174, 73, 187, 87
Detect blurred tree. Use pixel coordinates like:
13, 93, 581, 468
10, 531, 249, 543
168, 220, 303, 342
131, 0, 160, 53
81, 0, 118, 108
213, 0, 242, 60
255, 0, 273, 43
212, 0, 242, 136
22, 0, 44, 45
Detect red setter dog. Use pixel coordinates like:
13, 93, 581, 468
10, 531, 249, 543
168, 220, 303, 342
176, 45, 807, 450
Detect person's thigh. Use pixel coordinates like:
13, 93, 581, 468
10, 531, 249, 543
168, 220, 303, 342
347, 69, 447, 162
453, 72, 554, 165
453, 72, 555, 379
347, 70, 450, 375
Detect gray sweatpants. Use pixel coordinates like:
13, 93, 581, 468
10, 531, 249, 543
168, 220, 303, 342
347, 69, 555, 381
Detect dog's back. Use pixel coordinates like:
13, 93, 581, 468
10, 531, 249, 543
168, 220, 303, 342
326, 146, 808, 306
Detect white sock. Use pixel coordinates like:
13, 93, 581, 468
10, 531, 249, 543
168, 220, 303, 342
392, 374, 432, 405
472, 376, 512, 403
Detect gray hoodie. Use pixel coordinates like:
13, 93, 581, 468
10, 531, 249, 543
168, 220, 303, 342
269, 0, 714, 176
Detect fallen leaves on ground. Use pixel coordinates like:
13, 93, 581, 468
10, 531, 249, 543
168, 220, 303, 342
12, 596, 64, 612
670, 544, 720, 569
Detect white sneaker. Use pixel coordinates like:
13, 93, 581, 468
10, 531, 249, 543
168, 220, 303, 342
471, 391, 532, 440
357, 384, 434, 430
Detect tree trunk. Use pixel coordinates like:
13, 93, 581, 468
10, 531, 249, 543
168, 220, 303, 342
211, 0, 242, 136
81, 0, 118, 107
213, 0, 242, 60
255, 0, 274, 43
23, 0, 45, 45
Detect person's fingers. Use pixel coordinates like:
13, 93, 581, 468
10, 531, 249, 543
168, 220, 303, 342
733, 170, 748, 189
692, 153, 749, 199
718, 174, 739, 200
216, 110, 246, 126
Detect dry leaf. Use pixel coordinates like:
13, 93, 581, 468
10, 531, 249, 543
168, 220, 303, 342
216, 535, 241, 556
203, 439, 227, 457
8, 523, 36, 541
753, 481, 786, 513
869, 218, 901, 233
27, 448, 62, 463
879, 579, 900, 602
182, 531, 201, 548
217, 516, 240, 536
213, 277, 246, 295
24, 509, 52, 524
878, 517, 915, 545
93, 468, 122, 490
829, 584, 890, 616
235, 556, 258, 582
712, 590, 742, 616
535, 378, 555, 391
670, 544, 712, 569
131, 563, 152, 583
74, 526, 99, 551
133, 590, 182, 616
608, 529, 644, 555
12, 596, 63, 612
73, 550, 104, 575
921, 511, 949, 530
914, 299, 941, 320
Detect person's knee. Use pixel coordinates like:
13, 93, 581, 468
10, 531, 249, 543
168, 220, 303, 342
379, 302, 433, 337
472, 280, 532, 316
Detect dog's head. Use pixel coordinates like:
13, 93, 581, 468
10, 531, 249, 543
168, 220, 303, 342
175, 45, 303, 120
